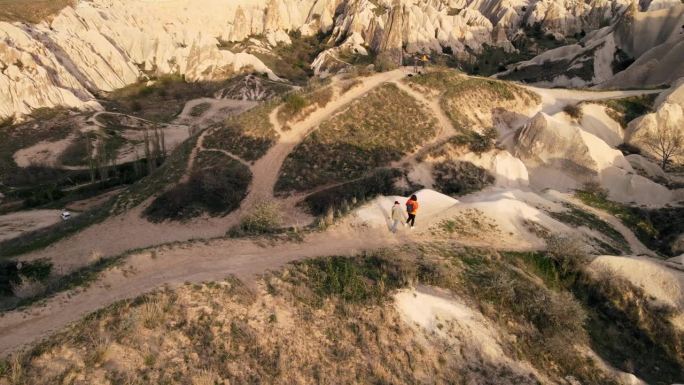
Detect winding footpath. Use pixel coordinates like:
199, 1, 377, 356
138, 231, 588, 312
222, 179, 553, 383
2, 69, 676, 357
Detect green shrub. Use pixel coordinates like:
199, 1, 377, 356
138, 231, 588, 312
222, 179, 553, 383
598, 94, 657, 128
301, 253, 414, 305
433, 160, 494, 196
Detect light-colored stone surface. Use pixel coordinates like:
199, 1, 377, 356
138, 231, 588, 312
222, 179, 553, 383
1, 0, 657, 120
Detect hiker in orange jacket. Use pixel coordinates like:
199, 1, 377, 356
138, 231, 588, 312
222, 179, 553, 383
405, 194, 419, 229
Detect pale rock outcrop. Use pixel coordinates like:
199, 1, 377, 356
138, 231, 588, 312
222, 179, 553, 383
579, 103, 624, 147
461, 150, 530, 188
627, 79, 684, 164
501, 4, 684, 88
0, 0, 673, 119
0, 0, 322, 120
516, 112, 673, 205
626, 154, 668, 180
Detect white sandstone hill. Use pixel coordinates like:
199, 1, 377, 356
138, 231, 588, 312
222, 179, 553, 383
499, 3, 684, 88
0, 0, 658, 121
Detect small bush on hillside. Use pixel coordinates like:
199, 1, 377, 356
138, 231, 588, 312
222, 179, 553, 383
280, 94, 307, 118
277, 87, 334, 124
299, 253, 414, 306
449, 127, 498, 154
563, 104, 583, 120
598, 94, 657, 128
545, 234, 589, 275
231, 201, 283, 236
432, 160, 494, 196
374, 52, 399, 72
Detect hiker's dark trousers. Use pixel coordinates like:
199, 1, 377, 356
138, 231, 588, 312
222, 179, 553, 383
407, 214, 416, 227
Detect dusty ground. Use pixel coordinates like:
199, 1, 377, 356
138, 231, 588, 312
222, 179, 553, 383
0, 210, 64, 242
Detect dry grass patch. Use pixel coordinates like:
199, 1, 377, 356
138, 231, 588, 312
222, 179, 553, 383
2, 246, 644, 385
407, 70, 540, 132
432, 159, 494, 197
189, 102, 211, 118
143, 151, 251, 222
276, 83, 437, 193
0, 0, 74, 23
203, 102, 278, 162
277, 86, 334, 126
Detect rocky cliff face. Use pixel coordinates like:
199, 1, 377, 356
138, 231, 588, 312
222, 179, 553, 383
0, 0, 329, 120
0, 0, 678, 120
499, 4, 684, 88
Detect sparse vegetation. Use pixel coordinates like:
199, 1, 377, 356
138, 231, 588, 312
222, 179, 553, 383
0, 252, 125, 311
597, 94, 657, 128
143, 151, 251, 222
563, 103, 583, 120
203, 102, 278, 162
230, 200, 283, 237
575, 185, 684, 256
113, 133, 199, 213
189, 102, 211, 117
224, 31, 332, 84
641, 115, 684, 171
277, 86, 333, 125
276, 84, 436, 193
432, 160, 494, 196
547, 203, 630, 254
448, 127, 499, 154
407, 71, 539, 134
5, 244, 651, 385
105, 75, 254, 123
302, 168, 402, 222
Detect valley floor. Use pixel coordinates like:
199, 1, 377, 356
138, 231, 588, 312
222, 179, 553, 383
1, 68, 682, 371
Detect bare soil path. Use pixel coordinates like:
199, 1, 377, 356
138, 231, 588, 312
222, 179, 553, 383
0, 225, 408, 356
13, 70, 409, 272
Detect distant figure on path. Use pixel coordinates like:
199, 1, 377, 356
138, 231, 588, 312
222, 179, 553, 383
390, 201, 406, 233
406, 194, 419, 229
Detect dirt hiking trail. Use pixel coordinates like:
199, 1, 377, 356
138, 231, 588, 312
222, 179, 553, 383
15, 69, 411, 272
